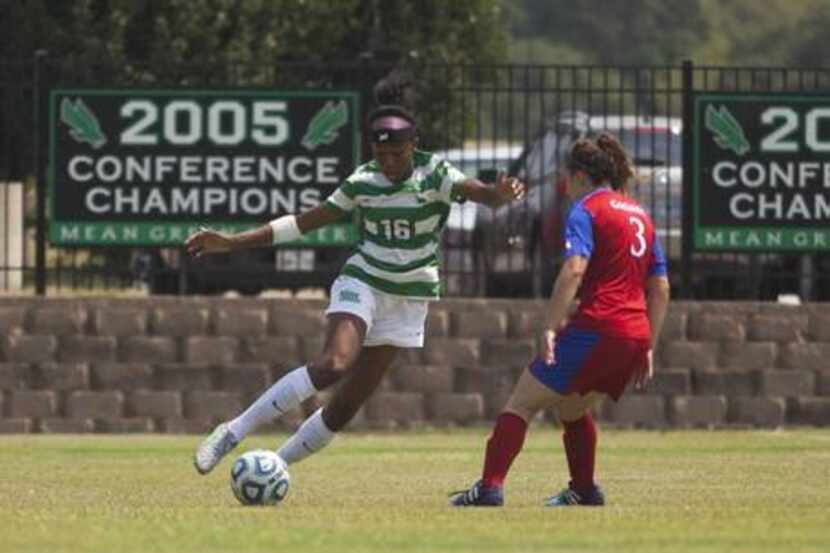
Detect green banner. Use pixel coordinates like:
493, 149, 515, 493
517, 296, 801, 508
692, 93, 830, 252
49, 221, 358, 246
694, 227, 830, 250
49, 89, 360, 246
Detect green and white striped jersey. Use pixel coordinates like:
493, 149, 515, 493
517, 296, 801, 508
324, 150, 467, 300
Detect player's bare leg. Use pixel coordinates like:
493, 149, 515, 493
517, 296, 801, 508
194, 313, 365, 475
305, 313, 368, 389
556, 391, 603, 422
321, 345, 398, 431
276, 345, 398, 464
503, 367, 563, 420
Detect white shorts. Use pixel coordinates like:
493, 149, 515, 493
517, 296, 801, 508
325, 276, 428, 348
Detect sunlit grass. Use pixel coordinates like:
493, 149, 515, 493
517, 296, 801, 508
1, 429, 828, 553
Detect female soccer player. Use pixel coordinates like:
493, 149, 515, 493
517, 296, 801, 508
188, 73, 526, 474
451, 132, 670, 507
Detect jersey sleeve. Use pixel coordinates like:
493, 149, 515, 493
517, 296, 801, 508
324, 180, 357, 214
563, 204, 594, 259
648, 233, 668, 277
438, 161, 469, 204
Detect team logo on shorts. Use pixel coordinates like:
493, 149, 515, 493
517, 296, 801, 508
339, 290, 361, 303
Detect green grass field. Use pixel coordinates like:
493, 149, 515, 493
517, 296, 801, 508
1, 429, 828, 553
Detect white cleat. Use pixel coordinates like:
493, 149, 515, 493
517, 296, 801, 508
194, 422, 239, 475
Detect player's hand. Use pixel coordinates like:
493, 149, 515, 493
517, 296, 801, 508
539, 329, 556, 365
494, 173, 526, 203
185, 228, 233, 258
633, 349, 654, 389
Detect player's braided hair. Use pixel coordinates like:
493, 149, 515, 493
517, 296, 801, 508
567, 132, 634, 192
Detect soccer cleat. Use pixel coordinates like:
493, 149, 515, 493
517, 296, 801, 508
194, 422, 239, 475
544, 483, 606, 507
449, 480, 504, 507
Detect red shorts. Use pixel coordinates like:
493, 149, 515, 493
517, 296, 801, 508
529, 327, 650, 401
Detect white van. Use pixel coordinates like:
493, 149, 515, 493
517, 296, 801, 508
435, 144, 523, 231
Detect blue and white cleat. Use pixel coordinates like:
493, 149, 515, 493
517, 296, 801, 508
544, 483, 605, 507
449, 480, 504, 507
194, 422, 239, 475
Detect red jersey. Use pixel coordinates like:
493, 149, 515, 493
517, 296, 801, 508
561, 187, 667, 339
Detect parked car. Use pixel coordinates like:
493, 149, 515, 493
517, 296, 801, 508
474, 111, 683, 297
435, 144, 524, 232
472, 111, 589, 296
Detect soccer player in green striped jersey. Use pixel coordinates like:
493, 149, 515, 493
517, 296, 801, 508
187, 76, 525, 475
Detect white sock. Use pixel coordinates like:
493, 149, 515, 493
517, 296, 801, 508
228, 365, 316, 440
277, 408, 335, 465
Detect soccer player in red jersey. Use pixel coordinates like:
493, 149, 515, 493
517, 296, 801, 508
451, 132, 671, 507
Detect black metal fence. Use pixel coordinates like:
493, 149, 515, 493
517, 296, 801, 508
2, 56, 830, 299
0, 59, 35, 293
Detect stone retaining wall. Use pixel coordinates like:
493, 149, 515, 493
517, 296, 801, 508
1, 297, 829, 433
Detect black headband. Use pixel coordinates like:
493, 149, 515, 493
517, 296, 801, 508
368, 105, 417, 144
371, 127, 417, 144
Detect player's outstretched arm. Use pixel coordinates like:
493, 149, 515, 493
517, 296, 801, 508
454, 173, 526, 208
184, 204, 343, 258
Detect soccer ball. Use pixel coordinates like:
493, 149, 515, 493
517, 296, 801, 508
230, 449, 290, 506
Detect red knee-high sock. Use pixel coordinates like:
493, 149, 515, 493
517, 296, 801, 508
562, 414, 598, 493
481, 412, 528, 488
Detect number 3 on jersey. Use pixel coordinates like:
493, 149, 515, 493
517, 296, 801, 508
629, 216, 647, 258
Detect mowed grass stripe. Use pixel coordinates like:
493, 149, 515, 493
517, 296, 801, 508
1, 430, 828, 553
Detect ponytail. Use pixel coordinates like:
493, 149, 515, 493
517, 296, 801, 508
596, 132, 634, 192
567, 138, 614, 186
372, 69, 417, 114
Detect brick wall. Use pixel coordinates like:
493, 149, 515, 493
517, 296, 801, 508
1, 297, 828, 433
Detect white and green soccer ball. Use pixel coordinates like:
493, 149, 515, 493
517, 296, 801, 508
230, 450, 290, 506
